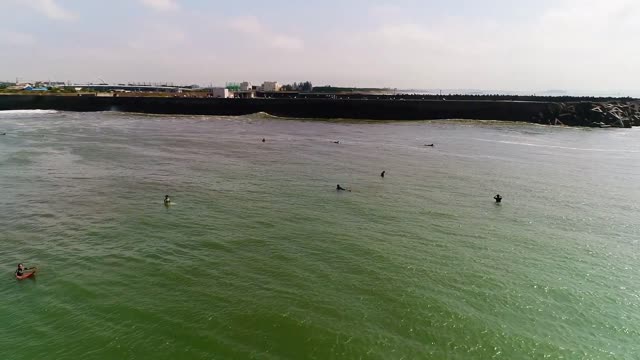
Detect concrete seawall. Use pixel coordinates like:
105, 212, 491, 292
0, 94, 569, 123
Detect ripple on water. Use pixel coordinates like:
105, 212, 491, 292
2, 113, 640, 358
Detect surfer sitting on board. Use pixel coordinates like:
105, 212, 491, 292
164, 195, 171, 205
494, 194, 503, 203
15, 263, 36, 280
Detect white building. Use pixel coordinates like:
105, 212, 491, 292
240, 81, 252, 91
261, 81, 281, 92
210, 88, 231, 98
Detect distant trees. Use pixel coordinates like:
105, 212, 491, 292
281, 81, 313, 92
299, 81, 313, 92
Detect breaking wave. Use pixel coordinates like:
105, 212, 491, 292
0, 109, 58, 116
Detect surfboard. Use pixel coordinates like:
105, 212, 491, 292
16, 271, 36, 280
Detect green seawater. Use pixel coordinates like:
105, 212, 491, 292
1, 110, 639, 359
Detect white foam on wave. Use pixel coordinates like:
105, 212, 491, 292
0, 109, 58, 115
473, 138, 640, 153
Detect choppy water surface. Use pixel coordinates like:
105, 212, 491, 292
1, 111, 639, 359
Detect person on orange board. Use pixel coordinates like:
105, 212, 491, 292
15, 263, 36, 280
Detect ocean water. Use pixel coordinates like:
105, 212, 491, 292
1, 110, 639, 360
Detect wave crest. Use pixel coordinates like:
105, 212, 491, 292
0, 109, 58, 115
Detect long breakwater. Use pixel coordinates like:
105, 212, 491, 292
1, 95, 638, 127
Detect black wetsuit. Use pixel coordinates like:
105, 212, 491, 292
15, 268, 24, 277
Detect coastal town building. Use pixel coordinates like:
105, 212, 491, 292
5, 83, 32, 91
4, 83, 48, 91
209, 87, 232, 98
240, 82, 252, 91
234, 91, 255, 99
261, 81, 281, 92
23, 85, 49, 91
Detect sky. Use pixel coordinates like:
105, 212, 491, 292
0, 0, 639, 94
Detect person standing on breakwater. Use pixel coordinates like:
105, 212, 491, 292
494, 194, 503, 203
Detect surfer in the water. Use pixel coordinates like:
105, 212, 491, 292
15, 263, 36, 279
380, 170, 386, 178
164, 195, 171, 205
494, 194, 503, 203
262, 138, 266, 142
337, 184, 350, 192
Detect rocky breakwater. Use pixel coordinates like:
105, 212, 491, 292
0, 95, 638, 128
532, 101, 640, 128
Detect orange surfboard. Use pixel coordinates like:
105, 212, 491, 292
16, 271, 36, 280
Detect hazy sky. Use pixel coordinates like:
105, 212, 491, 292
1, 0, 638, 93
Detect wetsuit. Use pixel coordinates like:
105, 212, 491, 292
15, 267, 33, 277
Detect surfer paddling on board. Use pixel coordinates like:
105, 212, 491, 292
15, 263, 36, 280
337, 184, 351, 192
